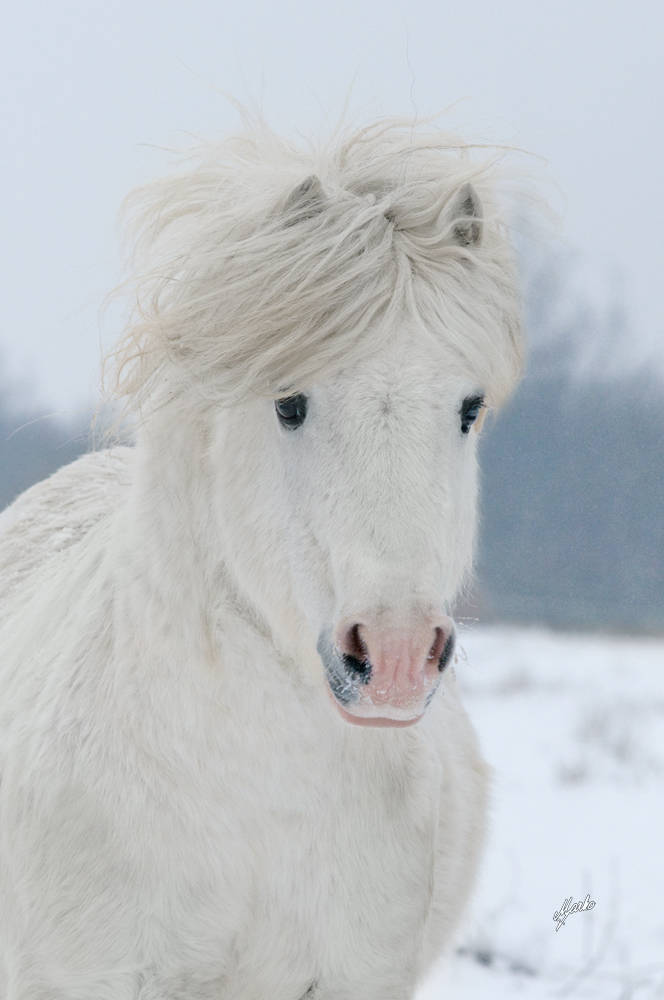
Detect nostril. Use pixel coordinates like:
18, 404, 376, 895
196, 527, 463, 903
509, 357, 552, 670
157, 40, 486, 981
427, 628, 456, 673
346, 624, 367, 661
438, 631, 455, 672
340, 624, 372, 683
342, 653, 371, 682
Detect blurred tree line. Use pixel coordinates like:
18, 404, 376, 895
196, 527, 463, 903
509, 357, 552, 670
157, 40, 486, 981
476, 246, 664, 632
1, 249, 663, 632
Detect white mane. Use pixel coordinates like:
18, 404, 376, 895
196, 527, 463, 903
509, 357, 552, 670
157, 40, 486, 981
108, 117, 523, 413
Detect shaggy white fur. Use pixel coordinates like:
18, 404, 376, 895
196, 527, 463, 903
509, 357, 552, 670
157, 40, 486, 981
108, 116, 522, 411
0, 116, 523, 999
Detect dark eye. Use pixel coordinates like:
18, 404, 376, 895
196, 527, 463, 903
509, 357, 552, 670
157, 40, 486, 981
275, 393, 308, 430
460, 395, 484, 434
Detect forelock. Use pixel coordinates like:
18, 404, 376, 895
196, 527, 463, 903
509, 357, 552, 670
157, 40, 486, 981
106, 116, 525, 414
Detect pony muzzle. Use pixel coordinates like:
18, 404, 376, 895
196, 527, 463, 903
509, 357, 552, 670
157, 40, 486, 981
317, 617, 456, 727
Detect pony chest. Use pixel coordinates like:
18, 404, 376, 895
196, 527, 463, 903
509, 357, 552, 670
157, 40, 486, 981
228, 723, 440, 900
203, 731, 442, 996
157, 706, 441, 890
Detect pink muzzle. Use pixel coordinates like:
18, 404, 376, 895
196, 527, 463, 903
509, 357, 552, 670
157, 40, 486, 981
317, 616, 456, 727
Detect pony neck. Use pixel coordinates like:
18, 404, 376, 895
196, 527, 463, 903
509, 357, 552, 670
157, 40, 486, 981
118, 403, 224, 664
122, 400, 320, 685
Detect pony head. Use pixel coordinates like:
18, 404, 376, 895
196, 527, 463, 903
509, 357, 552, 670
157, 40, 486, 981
110, 117, 524, 726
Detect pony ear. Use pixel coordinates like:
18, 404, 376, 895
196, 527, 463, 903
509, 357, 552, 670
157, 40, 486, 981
447, 182, 483, 247
284, 175, 327, 225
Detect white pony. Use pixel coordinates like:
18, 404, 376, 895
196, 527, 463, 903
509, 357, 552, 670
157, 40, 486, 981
0, 118, 523, 999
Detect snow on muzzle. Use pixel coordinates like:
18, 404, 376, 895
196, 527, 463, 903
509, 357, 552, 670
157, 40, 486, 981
317, 615, 456, 727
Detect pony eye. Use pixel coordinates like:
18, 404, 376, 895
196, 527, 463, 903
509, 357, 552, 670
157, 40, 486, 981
275, 394, 308, 430
460, 395, 485, 434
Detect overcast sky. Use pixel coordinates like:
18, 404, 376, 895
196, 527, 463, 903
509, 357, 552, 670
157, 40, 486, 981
1, 0, 663, 411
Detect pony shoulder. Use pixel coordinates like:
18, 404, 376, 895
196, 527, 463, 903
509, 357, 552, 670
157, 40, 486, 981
0, 447, 134, 608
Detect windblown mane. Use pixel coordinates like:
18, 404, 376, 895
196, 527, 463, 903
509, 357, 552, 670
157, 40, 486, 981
108, 116, 524, 412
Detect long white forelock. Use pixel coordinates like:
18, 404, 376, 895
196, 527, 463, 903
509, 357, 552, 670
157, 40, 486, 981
106, 116, 524, 413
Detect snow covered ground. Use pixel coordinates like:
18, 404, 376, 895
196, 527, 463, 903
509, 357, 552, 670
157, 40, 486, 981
416, 626, 664, 1000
